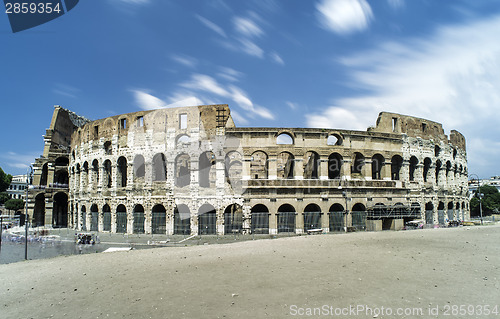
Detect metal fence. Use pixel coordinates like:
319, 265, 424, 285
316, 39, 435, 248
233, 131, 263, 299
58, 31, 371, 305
351, 211, 366, 231
329, 212, 344, 232
277, 212, 295, 233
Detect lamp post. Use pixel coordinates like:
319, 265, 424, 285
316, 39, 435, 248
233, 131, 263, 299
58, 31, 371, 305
25, 165, 33, 260
342, 190, 349, 233
469, 174, 483, 225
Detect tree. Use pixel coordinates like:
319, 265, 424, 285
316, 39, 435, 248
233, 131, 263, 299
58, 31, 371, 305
4, 198, 25, 212
0, 192, 9, 205
0, 167, 12, 193
470, 185, 500, 216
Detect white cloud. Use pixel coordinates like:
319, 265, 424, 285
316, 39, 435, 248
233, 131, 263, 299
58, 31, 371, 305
316, 0, 373, 35
286, 101, 297, 110
170, 54, 198, 68
131, 89, 165, 110
269, 52, 284, 65
233, 16, 264, 38
238, 39, 264, 58
217, 67, 243, 82
307, 15, 500, 177
179, 73, 274, 120
196, 15, 227, 38
0, 151, 40, 173
229, 110, 250, 125
387, 0, 404, 9
165, 92, 204, 108
53, 83, 79, 98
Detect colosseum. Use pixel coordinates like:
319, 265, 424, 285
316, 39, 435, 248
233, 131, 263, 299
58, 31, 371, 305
27, 104, 469, 234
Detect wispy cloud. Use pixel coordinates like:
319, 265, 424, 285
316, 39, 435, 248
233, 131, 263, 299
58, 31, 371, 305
131, 89, 165, 110
387, 0, 404, 10
196, 15, 227, 38
307, 14, 500, 177
316, 0, 373, 35
233, 16, 264, 38
269, 52, 284, 65
0, 151, 40, 172
217, 67, 243, 82
170, 54, 198, 68
53, 83, 80, 98
180, 73, 274, 120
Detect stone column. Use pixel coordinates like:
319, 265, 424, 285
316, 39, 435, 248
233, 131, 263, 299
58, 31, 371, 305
295, 159, 304, 180
320, 159, 328, 180
268, 156, 277, 180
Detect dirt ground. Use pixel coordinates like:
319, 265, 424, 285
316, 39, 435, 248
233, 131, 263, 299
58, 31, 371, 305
1, 225, 499, 319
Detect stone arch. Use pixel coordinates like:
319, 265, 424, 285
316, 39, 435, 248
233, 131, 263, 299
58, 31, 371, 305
276, 132, 294, 145
277, 204, 296, 233
40, 163, 48, 186
277, 152, 294, 179
55, 156, 69, 166
437, 201, 445, 225
103, 204, 111, 231
352, 152, 365, 176
423, 158, 432, 182
351, 203, 366, 231
92, 159, 99, 185
176, 134, 190, 146
329, 203, 345, 232
199, 151, 216, 188
54, 169, 69, 185
80, 205, 86, 231
409, 156, 418, 181
90, 204, 99, 231
175, 153, 191, 187
251, 204, 269, 234
371, 154, 385, 180
224, 204, 243, 234
304, 151, 320, 179
152, 153, 167, 182
152, 204, 166, 234
174, 204, 191, 235
103, 159, 112, 188
328, 153, 342, 179
116, 204, 127, 233
327, 133, 343, 146
435, 160, 442, 183
303, 203, 322, 231
198, 203, 216, 235
225, 151, 242, 189
117, 156, 127, 187
34, 193, 45, 227
447, 202, 454, 220
250, 151, 268, 179
425, 202, 434, 225
391, 155, 403, 180
133, 155, 145, 179
133, 204, 145, 234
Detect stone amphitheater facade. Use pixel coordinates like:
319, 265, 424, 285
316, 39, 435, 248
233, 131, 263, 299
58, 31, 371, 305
28, 104, 469, 234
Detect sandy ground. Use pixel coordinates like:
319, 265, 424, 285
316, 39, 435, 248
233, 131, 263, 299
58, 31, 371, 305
1, 225, 499, 319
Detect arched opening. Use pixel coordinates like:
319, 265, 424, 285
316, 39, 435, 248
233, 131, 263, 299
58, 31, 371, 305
328, 153, 342, 179
116, 204, 127, 233
251, 204, 269, 234
54, 169, 69, 186
175, 153, 190, 187
329, 203, 344, 232
133, 205, 145, 234
277, 152, 294, 179
176, 134, 190, 146
277, 204, 296, 233
446, 161, 451, 179
276, 133, 293, 144
82, 161, 89, 188
434, 145, 440, 157
391, 155, 403, 180
303, 204, 322, 232
423, 158, 432, 182
461, 202, 465, 220
425, 202, 434, 225
55, 156, 69, 166
327, 133, 342, 146
81, 205, 86, 231
351, 203, 366, 231
152, 204, 166, 234
34, 193, 45, 227
409, 156, 418, 181
198, 204, 216, 235
437, 201, 445, 225
103, 160, 112, 188
40, 163, 48, 186
90, 204, 99, 231
304, 151, 320, 179
133, 155, 145, 179
199, 151, 216, 188
152, 153, 167, 182
250, 151, 268, 179
104, 141, 112, 155
117, 157, 127, 187
371, 154, 385, 180
174, 204, 191, 235
435, 160, 442, 183
52, 197, 66, 228
351, 153, 365, 176
92, 159, 99, 185
103, 204, 111, 231
225, 151, 242, 189
224, 204, 243, 234
447, 202, 454, 220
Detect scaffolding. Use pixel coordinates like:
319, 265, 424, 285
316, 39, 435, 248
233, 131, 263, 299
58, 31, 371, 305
366, 204, 421, 220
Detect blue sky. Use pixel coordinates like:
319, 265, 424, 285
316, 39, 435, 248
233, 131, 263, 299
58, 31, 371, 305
1, 0, 499, 178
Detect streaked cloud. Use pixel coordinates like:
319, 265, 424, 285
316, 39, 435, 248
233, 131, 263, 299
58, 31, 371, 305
387, 0, 404, 10
0, 151, 40, 171
131, 89, 165, 110
53, 83, 80, 98
269, 52, 284, 65
233, 16, 264, 38
217, 67, 243, 82
196, 15, 227, 38
316, 0, 373, 35
170, 54, 198, 68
